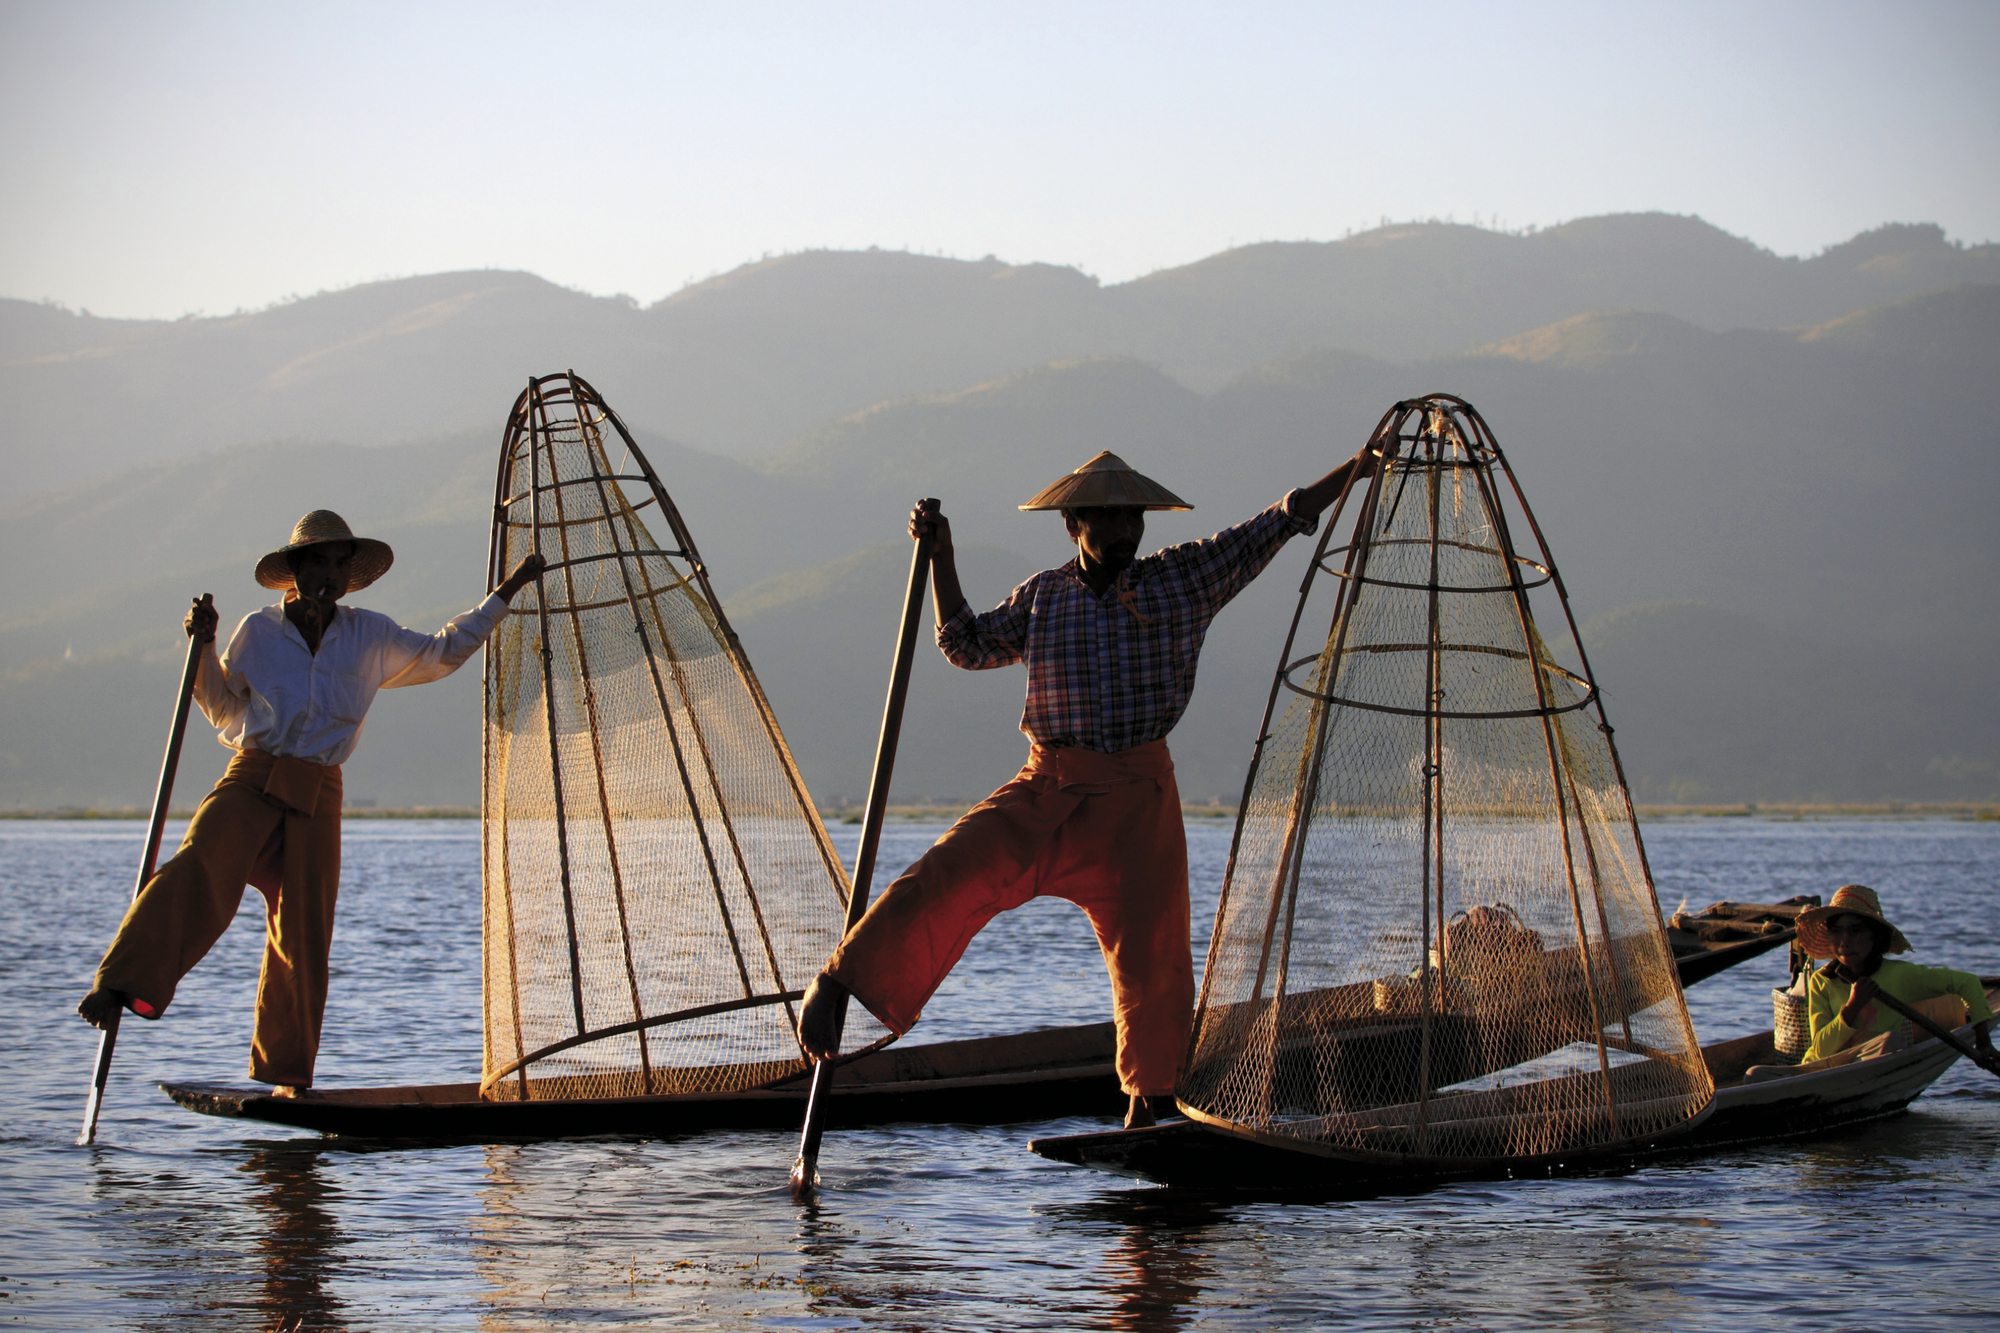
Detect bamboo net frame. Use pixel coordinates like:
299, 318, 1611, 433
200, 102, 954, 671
1179, 395, 1713, 1165
479, 371, 885, 1101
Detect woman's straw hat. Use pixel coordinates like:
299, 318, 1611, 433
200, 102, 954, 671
1796, 884, 1912, 959
255, 510, 395, 591
1018, 451, 1193, 512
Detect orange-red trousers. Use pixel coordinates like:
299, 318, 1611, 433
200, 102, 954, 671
827, 739, 1192, 1096
93, 748, 343, 1087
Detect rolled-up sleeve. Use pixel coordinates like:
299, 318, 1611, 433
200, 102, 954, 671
195, 625, 250, 730
937, 582, 1032, 671
1278, 486, 1323, 536
380, 592, 510, 689
1164, 493, 1319, 618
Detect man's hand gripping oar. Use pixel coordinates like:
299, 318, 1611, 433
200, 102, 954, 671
788, 501, 937, 1200
77, 594, 214, 1145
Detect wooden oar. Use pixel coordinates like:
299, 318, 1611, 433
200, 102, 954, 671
1867, 985, 2000, 1078
789, 505, 936, 1198
78, 596, 212, 1146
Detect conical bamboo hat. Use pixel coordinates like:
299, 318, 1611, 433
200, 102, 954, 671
1018, 451, 1192, 511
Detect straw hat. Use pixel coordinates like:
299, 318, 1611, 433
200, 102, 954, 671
1796, 884, 1911, 959
1018, 451, 1193, 512
254, 510, 395, 591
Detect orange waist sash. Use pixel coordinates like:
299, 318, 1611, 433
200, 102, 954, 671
1022, 738, 1173, 790
228, 748, 343, 818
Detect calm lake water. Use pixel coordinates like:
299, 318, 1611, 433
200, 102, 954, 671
3, 815, 1997, 1331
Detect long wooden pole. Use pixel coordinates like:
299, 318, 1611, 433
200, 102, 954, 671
789, 505, 936, 1198
78, 597, 212, 1146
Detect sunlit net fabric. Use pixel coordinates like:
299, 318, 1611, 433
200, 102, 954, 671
1181, 396, 1712, 1164
480, 372, 883, 1101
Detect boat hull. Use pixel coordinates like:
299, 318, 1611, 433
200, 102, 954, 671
162, 1023, 1123, 1139
154, 915, 1796, 1140
1029, 982, 1998, 1190
1679, 1030, 1978, 1151
1026, 1043, 1970, 1191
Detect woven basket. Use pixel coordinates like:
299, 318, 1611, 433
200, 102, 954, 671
1772, 985, 1810, 1062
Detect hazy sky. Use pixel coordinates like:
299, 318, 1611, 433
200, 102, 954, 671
4, 1, 1995, 319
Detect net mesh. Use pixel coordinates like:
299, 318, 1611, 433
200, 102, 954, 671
479, 371, 884, 1102
1181, 395, 1713, 1164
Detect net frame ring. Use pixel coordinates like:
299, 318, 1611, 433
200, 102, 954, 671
1311, 543, 1556, 593
1277, 650, 1598, 719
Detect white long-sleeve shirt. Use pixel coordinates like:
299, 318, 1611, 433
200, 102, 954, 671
195, 593, 509, 766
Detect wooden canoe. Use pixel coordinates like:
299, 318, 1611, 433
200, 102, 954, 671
1672, 976, 2000, 1149
162, 1021, 1124, 1138
158, 899, 1799, 1140
1028, 977, 1998, 1191
1664, 895, 1812, 985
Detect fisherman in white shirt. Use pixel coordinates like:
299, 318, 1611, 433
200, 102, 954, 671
78, 511, 544, 1094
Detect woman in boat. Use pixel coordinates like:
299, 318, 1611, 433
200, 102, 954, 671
1797, 884, 1994, 1064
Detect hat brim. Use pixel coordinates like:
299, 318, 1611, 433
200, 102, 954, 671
1795, 903, 1911, 959
255, 536, 395, 592
1018, 472, 1193, 512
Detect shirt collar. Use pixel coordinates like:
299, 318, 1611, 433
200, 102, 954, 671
1058, 556, 1149, 600
274, 595, 348, 649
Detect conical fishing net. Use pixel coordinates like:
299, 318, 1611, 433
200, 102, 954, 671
1180, 395, 1713, 1164
480, 371, 885, 1101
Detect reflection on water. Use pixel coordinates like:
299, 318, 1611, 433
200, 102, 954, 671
5, 818, 1997, 1330
82, 1143, 348, 1329
1040, 1184, 1730, 1332
243, 1146, 347, 1328
1047, 1195, 1224, 1332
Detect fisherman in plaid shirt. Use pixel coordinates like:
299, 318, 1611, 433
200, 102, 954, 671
801, 447, 1374, 1127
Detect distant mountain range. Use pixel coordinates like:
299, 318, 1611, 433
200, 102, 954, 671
3, 214, 1994, 808
7, 214, 1996, 492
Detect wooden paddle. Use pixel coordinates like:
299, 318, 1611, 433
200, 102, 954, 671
78, 595, 212, 1146
1865, 985, 2000, 1078
789, 505, 936, 1199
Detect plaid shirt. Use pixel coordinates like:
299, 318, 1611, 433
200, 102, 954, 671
938, 493, 1317, 753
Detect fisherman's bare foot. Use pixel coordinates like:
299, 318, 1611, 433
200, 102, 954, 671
269, 1085, 316, 1099
77, 988, 125, 1030
797, 973, 848, 1060
1124, 1094, 1178, 1130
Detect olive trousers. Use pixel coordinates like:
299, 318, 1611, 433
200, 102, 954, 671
93, 748, 343, 1087
827, 739, 1192, 1096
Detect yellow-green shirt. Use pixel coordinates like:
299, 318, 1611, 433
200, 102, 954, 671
1804, 958, 1994, 1063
